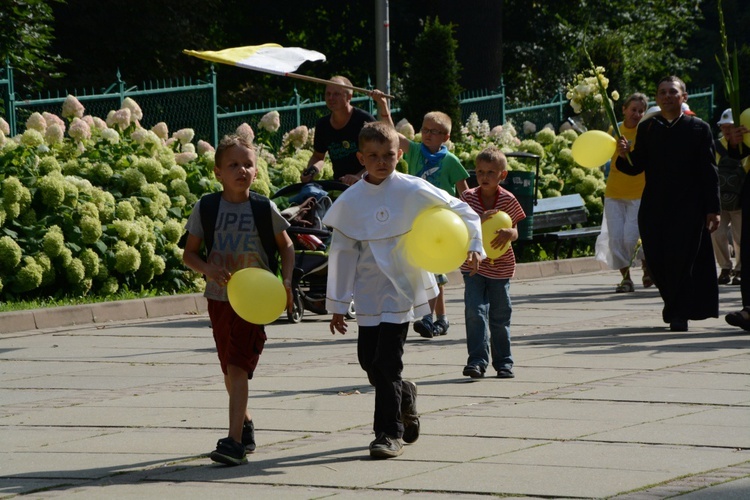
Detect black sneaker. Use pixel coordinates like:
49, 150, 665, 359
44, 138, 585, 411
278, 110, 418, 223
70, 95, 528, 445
242, 420, 256, 452
496, 368, 515, 379
401, 380, 419, 444
718, 269, 731, 285
369, 433, 403, 459
413, 317, 435, 338
210, 437, 247, 466
433, 319, 449, 336
462, 365, 485, 378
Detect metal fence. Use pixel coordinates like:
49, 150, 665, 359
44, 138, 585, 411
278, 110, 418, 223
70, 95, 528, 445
0, 61, 716, 147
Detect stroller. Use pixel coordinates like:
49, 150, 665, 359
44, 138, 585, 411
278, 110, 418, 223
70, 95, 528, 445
271, 180, 355, 323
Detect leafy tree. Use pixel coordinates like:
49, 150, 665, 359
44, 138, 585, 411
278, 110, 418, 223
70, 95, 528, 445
689, 0, 749, 120
400, 18, 463, 139
502, 0, 703, 106
0, 0, 65, 93
47, 0, 223, 94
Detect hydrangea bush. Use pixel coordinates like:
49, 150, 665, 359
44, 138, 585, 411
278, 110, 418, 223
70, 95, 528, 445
0, 98, 336, 302
565, 66, 620, 132
449, 112, 605, 220
0, 97, 601, 302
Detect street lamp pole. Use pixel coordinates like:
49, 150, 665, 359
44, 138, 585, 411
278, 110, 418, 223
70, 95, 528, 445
375, 0, 391, 95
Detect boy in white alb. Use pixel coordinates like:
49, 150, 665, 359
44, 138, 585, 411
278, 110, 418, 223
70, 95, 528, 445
324, 122, 484, 459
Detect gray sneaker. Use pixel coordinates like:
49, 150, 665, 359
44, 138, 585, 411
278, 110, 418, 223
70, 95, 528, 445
413, 317, 435, 338
401, 380, 419, 444
369, 432, 403, 459
433, 318, 449, 336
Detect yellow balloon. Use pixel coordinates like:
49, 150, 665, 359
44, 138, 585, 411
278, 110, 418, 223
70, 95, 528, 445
405, 207, 469, 274
740, 108, 750, 148
483, 211, 513, 260
227, 267, 286, 325
571, 130, 617, 168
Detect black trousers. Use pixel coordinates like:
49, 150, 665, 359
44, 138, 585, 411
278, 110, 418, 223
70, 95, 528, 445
357, 322, 414, 439
741, 179, 750, 308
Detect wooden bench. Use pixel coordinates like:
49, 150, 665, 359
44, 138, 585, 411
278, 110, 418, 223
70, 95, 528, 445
531, 193, 601, 259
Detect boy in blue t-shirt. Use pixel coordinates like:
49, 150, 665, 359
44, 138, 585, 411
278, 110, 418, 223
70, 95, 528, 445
371, 90, 469, 338
183, 135, 295, 466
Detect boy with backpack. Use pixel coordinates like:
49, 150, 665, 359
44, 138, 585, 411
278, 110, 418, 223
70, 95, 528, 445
183, 134, 295, 466
712, 109, 747, 286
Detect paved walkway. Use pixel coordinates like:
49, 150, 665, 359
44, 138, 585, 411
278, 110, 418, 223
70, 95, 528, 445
1, 258, 749, 499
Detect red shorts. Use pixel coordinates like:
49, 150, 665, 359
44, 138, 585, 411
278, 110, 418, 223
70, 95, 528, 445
207, 299, 267, 379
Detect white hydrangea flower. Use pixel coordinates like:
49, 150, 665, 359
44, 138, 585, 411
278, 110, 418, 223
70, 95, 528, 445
92, 117, 108, 130
236, 123, 255, 142
258, 110, 281, 132
43, 112, 65, 132
144, 130, 162, 147
173, 128, 195, 145
489, 125, 504, 140
101, 128, 120, 144
26, 113, 47, 133
523, 121, 537, 135
0, 117, 10, 135
395, 119, 415, 140
283, 125, 309, 149
151, 122, 169, 140
69, 117, 92, 142
122, 97, 143, 121
197, 140, 215, 155
174, 152, 198, 165
131, 128, 149, 145
21, 128, 45, 147
45, 123, 64, 145
62, 95, 85, 119
181, 143, 196, 154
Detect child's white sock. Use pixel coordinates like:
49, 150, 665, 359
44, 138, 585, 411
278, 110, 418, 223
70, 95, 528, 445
437, 315, 448, 324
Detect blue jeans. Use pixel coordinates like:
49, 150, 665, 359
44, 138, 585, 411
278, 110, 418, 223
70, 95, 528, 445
462, 273, 513, 372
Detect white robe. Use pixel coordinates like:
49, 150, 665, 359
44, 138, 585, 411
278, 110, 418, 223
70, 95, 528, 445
323, 171, 484, 326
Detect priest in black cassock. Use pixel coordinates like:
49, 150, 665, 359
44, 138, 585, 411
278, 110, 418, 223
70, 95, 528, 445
615, 76, 720, 332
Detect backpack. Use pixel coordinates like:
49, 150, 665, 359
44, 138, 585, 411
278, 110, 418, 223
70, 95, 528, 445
180, 191, 279, 275
715, 140, 746, 211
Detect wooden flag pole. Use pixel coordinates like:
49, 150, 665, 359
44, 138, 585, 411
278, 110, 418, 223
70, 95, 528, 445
284, 72, 395, 99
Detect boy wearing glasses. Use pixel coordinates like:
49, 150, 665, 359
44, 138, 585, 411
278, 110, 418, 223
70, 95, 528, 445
371, 91, 469, 339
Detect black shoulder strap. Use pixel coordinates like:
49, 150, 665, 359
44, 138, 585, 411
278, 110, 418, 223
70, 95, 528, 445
249, 192, 279, 275
199, 192, 223, 257
715, 139, 728, 157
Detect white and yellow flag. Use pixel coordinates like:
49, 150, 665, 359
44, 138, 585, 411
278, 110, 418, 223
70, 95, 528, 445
183, 43, 326, 76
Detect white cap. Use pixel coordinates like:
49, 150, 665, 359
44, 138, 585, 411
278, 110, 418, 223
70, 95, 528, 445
717, 108, 733, 126
639, 105, 662, 123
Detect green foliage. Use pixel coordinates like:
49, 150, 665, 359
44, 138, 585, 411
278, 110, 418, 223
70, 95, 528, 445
502, 0, 703, 103
447, 111, 602, 262
0, 97, 223, 301
0, 0, 66, 91
401, 17, 463, 140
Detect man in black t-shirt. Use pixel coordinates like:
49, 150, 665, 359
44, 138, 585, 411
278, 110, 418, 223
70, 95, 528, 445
301, 76, 376, 186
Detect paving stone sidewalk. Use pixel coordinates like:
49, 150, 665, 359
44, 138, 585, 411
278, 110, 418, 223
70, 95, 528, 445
1, 258, 749, 499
